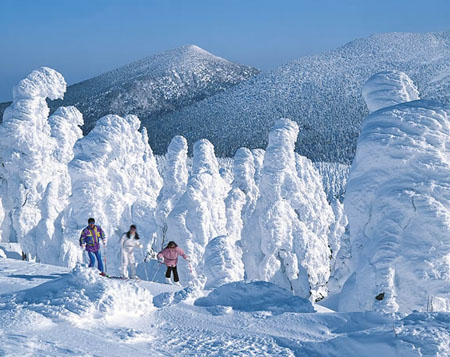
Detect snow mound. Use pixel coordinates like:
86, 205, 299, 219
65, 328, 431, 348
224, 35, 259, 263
340, 72, 450, 313
153, 276, 205, 308
194, 281, 315, 315
0, 265, 153, 325
362, 70, 420, 113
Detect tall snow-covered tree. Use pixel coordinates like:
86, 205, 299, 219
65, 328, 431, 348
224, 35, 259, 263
154, 135, 189, 251
340, 71, 450, 313
166, 139, 229, 278
241, 118, 332, 301
0, 67, 66, 259
62, 114, 162, 271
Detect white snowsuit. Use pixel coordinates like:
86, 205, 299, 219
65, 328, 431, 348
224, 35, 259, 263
120, 233, 143, 278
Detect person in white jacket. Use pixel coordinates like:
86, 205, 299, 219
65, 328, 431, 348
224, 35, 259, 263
120, 224, 143, 279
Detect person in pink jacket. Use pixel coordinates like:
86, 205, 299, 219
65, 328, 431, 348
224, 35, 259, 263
157, 241, 188, 285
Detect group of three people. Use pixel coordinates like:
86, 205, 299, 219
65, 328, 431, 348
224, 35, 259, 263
79, 218, 188, 285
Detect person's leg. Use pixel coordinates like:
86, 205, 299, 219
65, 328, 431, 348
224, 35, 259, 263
121, 250, 129, 278
95, 250, 104, 272
165, 266, 172, 278
173, 266, 179, 282
129, 252, 136, 279
87, 251, 95, 267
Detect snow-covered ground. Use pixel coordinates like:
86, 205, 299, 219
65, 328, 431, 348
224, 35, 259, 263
1, 258, 450, 356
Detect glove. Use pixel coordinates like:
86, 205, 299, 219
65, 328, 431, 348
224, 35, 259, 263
102, 239, 107, 246
81, 244, 86, 250
158, 257, 164, 263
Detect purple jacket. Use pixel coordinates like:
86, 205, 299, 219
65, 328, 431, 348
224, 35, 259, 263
79, 225, 105, 252
157, 247, 187, 267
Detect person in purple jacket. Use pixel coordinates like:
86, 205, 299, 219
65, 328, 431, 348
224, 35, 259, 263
79, 218, 107, 276
157, 241, 189, 286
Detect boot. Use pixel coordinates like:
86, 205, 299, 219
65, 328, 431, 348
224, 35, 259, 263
174, 281, 181, 287
165, 277, 173, 285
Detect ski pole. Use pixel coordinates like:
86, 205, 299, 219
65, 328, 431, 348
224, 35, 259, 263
140, 248, 149, 280
103, 243, 107, 274
152, 261, 163, 282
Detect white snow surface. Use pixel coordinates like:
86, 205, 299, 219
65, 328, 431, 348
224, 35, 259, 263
341, 71, 450, 313
1, 258, 450, 356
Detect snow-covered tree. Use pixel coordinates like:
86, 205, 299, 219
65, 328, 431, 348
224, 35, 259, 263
34, 106, 84, 265
203, 147, 259, 288
166, 139, 229, 277
327, 200, 349, 294
241, 119, 332, 301
154, 136, 188, 251
62, 114, 162, 272
0, 67, 66, 259
340, 71, 450, 313
251, 148, 265, 186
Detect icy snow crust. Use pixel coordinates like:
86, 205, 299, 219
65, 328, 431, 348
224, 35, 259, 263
341, 71, 450, 313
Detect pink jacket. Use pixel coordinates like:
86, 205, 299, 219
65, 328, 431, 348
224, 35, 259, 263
157, 247, 188, 267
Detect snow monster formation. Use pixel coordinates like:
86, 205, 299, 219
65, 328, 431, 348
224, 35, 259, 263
154, 135, 189, 251
340, 70, 450, 313
166, 139, 229, 279
63, 114, 162, 271
241, 119, 333, 301
34, 106, 84, 265
0, 68, 67, 260
203, 147, 258, 289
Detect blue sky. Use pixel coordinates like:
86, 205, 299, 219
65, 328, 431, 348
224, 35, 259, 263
1, 0, 450, 101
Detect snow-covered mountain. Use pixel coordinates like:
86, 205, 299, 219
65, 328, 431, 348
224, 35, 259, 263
0, 45, 259, 135
159, 31, 450, 162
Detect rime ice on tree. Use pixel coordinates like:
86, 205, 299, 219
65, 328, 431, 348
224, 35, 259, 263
341, 71, 450, 313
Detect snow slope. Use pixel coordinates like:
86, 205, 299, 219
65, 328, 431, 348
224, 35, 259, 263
160, 31, 450, 162
340, 71, 450, 314
2, 258, 450, 356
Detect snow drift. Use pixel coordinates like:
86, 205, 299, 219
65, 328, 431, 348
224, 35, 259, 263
0, 265, 154, 325
195, 281, 315, 315
340, 70, 450, 313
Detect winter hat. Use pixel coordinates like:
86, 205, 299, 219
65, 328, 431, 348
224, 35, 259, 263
88, 218, 95, 224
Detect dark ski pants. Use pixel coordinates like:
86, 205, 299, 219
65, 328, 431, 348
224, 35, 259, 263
165, 266, 179, 282
88, 250, 104, 272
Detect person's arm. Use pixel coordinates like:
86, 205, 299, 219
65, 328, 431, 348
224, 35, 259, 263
99, 226, 107, 245
157, 250, 165, 261
79, 229, 86, 247
177, 247, 188, 260
119, 234, 126, 248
